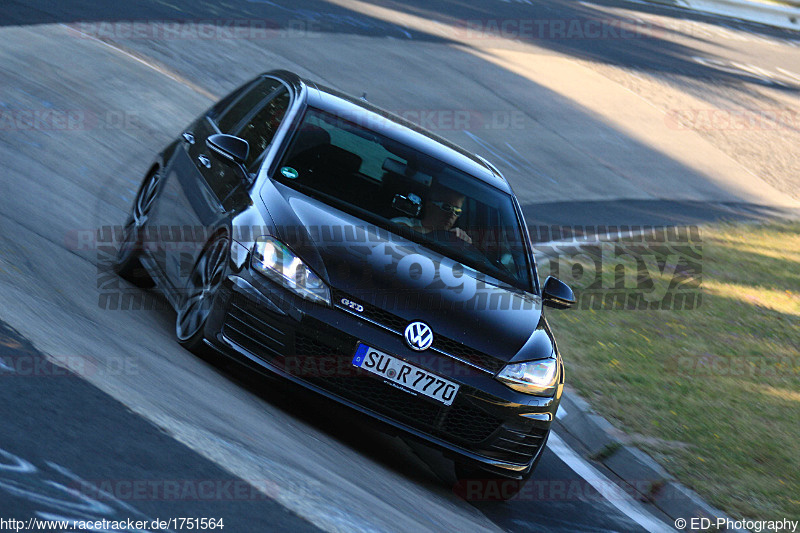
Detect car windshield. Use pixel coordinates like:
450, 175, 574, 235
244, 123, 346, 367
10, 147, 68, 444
274, 107, 532, 291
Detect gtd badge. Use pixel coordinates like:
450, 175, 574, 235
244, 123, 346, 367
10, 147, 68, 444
404, 322, 433, 351
339, 297, 364, 313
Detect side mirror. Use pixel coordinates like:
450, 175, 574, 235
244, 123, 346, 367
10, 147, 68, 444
207, 134, 249, 166
542, 276, 575, 309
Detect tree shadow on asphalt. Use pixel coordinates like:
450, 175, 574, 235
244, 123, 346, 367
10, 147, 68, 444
2, 0, 798, 95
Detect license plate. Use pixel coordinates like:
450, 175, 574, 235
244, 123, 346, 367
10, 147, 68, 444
352, 343, 460, 405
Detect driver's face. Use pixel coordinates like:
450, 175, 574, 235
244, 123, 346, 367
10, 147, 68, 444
425, 192, 464, 231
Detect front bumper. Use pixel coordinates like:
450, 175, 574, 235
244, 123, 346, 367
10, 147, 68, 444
203, 273, 562, 477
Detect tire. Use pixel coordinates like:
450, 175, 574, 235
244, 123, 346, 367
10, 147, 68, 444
114, 168, 160, 288
175, 232, 230, 353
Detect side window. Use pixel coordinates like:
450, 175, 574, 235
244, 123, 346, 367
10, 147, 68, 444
232, 88, 290, 169
208, 83, 249, 121
214, 78, 282, 134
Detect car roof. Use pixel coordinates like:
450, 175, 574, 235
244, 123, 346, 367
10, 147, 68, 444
263, 70, 513, 194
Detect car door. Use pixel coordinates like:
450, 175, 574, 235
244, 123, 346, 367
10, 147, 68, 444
150, 76, 291, 296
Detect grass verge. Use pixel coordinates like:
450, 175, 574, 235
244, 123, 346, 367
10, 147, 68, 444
545, 220, 800, 520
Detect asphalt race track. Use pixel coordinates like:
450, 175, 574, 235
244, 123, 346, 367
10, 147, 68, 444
1, 0, 798, 531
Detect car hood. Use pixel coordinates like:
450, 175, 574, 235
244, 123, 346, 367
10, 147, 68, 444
260, 182, 551, 363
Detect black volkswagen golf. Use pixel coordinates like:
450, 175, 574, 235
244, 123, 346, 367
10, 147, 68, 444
116, 69, 575, 498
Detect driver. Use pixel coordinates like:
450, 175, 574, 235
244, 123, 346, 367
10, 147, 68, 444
392, 185, 472, 244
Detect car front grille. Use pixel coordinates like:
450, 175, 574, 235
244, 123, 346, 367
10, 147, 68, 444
431, 337, 504, 374
293, 332, 502, 446
331, 289, 505, 374
221, 292, 528, 462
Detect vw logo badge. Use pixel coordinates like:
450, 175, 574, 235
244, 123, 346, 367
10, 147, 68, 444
404, 321, 433, 351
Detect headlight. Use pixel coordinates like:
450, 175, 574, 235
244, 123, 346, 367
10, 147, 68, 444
496, 358, 558, 396
251, 236, 331, 305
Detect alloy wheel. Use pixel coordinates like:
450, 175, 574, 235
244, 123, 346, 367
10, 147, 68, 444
176, 234, 229, 342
